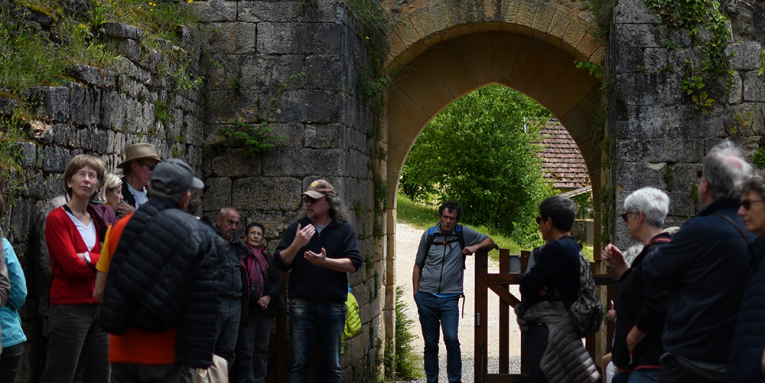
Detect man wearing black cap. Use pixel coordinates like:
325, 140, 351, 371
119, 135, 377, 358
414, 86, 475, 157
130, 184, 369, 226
100, 159, 226, 382
274, 179, 363, 383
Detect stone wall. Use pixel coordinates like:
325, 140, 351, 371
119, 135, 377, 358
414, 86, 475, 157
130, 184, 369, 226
0, 13, 206, 380
194, 0, 384, 380
608, 0, 765, 247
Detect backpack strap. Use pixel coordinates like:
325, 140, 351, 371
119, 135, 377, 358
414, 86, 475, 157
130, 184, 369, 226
713, 213, 753, 245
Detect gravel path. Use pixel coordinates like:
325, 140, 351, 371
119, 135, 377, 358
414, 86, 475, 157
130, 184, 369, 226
394, 222, 522, 382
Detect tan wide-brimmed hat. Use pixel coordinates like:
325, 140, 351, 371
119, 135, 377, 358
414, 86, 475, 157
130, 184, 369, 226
118, 143, 162, 168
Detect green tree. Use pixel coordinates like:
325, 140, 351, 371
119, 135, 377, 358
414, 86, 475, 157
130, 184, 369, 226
400, 85, 554, 247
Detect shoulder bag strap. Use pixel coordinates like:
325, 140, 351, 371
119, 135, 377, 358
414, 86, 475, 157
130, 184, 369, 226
713, 213, 753, 245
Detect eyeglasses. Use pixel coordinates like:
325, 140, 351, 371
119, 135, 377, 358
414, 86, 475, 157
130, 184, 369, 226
697, 170, 703, 179
620, 212, 632, 223
139, 162, 156, 171
740, 199, 764, 210
535, 216, 545, 224
302, 195, 325, 204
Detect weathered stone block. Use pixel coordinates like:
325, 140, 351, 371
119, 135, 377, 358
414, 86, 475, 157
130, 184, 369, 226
613, 0, 659, 24
9, 199, 31, 243
615, 48, 643, 73
613, 24, 660, 48
103, 22, 144, 41
240, 210, 288, 240
615, 73, 674, 105
40, 146, 71, 173
193, 0, 237, 22
0, 96, 17, 116
257, 23, 346, 55
211, 148, 262, 177
116, 38, 142, 63
206, 22, 257, 55
643, 48, 668, 71
614, 161, 665, 190
662, 105, 726, 138
206, 90, 260, 125
615, 137, 704, 162
728, 72, 743, 104
20, 142, 36, 169
27, 86, 69, 122
726, 42, 763, 70
262, 148, 344, 176
239, 55, 305, 91
232, 176, 302, 211
304, 123, 344, 149
68, 83, 97, 127
268, 90, 346, 124
202, 177, 232, 212
612, 105, 665, 139
239, 1, 302, 22
305, 55, 349, 92
743, 71, 765, 102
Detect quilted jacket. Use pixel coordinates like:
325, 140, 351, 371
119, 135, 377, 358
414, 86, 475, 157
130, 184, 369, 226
516, 300, 600, 383
727, 234, 765, 382
99, 198, 226, 368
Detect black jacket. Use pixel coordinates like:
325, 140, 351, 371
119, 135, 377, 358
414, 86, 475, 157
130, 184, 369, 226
221, 233, 248, 299
520, 236, 580, 310
643, 199, 752, 365
242, 247, 283, 319
99, 198, 226, 369
727, 235, 765, 382
612, 233, 671, 370
274, 218, 362, 302
121, 177, 146, 208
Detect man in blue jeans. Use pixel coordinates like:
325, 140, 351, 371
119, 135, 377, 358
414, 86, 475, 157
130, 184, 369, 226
412, 201, 495, 383
274, 179, 363, 383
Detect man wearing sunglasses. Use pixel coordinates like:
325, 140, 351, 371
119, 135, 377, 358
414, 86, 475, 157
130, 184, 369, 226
118, 143, 162, 215
273, 179, 363, 383
643, 140, 754, 383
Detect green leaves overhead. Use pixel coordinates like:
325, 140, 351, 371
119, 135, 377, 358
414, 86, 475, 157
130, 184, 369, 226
400, 85, 555, 248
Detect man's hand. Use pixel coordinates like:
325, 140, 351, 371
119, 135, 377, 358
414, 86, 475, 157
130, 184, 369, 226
292, 224, 316, 249
304, 247, 327, 266
463, 244, 479, 256
117, 201, 135, 217
626, 326, 647, 352
76, 252, 88, 262
606, 309, 616, 322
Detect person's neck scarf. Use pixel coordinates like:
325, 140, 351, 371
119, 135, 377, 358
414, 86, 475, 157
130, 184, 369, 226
246, 243, 268, 299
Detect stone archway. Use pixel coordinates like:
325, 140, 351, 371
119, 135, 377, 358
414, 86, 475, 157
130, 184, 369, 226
380, 0, 605, 346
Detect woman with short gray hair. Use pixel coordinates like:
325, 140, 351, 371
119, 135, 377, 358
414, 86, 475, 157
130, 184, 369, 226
602, 187, 671, 383
727, 170, 765, 381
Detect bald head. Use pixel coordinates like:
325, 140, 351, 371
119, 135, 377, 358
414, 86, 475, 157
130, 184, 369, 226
215, 207, 240, 241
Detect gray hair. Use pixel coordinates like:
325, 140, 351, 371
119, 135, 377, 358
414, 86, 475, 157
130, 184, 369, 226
623, 244, 644, 267
703, 140, 752, 201
97, 172, 122, 203
624, 187, 669, 228
739, 170, 765, 198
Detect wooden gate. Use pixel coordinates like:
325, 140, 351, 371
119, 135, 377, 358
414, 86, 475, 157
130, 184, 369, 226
473, 248, 618, 382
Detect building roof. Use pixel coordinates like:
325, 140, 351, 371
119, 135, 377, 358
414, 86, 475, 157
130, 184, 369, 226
536, 119, 591, 190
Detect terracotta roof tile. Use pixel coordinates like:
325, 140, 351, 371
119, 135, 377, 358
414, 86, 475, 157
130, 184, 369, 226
535, 119, 591, 189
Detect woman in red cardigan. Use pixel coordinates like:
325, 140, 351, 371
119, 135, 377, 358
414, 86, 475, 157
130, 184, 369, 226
40, 154, 110, 383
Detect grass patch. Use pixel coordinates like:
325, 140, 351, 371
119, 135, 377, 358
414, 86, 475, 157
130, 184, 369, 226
397, 193, 523, 261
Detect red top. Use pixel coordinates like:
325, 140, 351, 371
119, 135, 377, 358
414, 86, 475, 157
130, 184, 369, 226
45, 206, 102, 305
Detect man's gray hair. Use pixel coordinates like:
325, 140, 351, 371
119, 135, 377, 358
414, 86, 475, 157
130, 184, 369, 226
703, 140, 753, 201
149, 180, 188, 203
739, 170, 765, 198
624, 187, 669, 228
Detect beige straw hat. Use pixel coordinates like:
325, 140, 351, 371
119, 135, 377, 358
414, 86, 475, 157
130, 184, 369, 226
118, 143, 162, 168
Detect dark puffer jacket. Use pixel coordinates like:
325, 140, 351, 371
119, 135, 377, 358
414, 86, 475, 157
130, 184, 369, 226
727, 234, 765, 382
100, 198, 226, 368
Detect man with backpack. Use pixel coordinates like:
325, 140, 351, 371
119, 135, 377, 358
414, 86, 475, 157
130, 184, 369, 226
412, 201, 495, 383
517, 195, 600, 383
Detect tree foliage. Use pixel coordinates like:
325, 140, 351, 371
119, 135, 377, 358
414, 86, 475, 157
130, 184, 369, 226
400, 85, 555, 247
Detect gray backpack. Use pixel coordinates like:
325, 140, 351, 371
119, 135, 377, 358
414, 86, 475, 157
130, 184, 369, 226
567, 239, 604, 337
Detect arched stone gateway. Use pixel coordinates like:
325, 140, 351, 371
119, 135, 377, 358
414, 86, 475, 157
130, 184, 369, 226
380, 0, 607, 355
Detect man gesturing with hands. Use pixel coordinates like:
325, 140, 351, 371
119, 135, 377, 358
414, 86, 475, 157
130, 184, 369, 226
274, 179, 362, 383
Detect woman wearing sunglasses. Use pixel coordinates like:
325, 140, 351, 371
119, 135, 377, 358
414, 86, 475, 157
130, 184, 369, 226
601, 187, 671, 383
728, 170, 765, 382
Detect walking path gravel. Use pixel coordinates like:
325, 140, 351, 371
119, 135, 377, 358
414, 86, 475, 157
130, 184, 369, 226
394, 222, 522, 382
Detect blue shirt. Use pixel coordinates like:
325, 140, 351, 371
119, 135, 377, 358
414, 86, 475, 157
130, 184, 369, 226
1, 238, 27, 348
